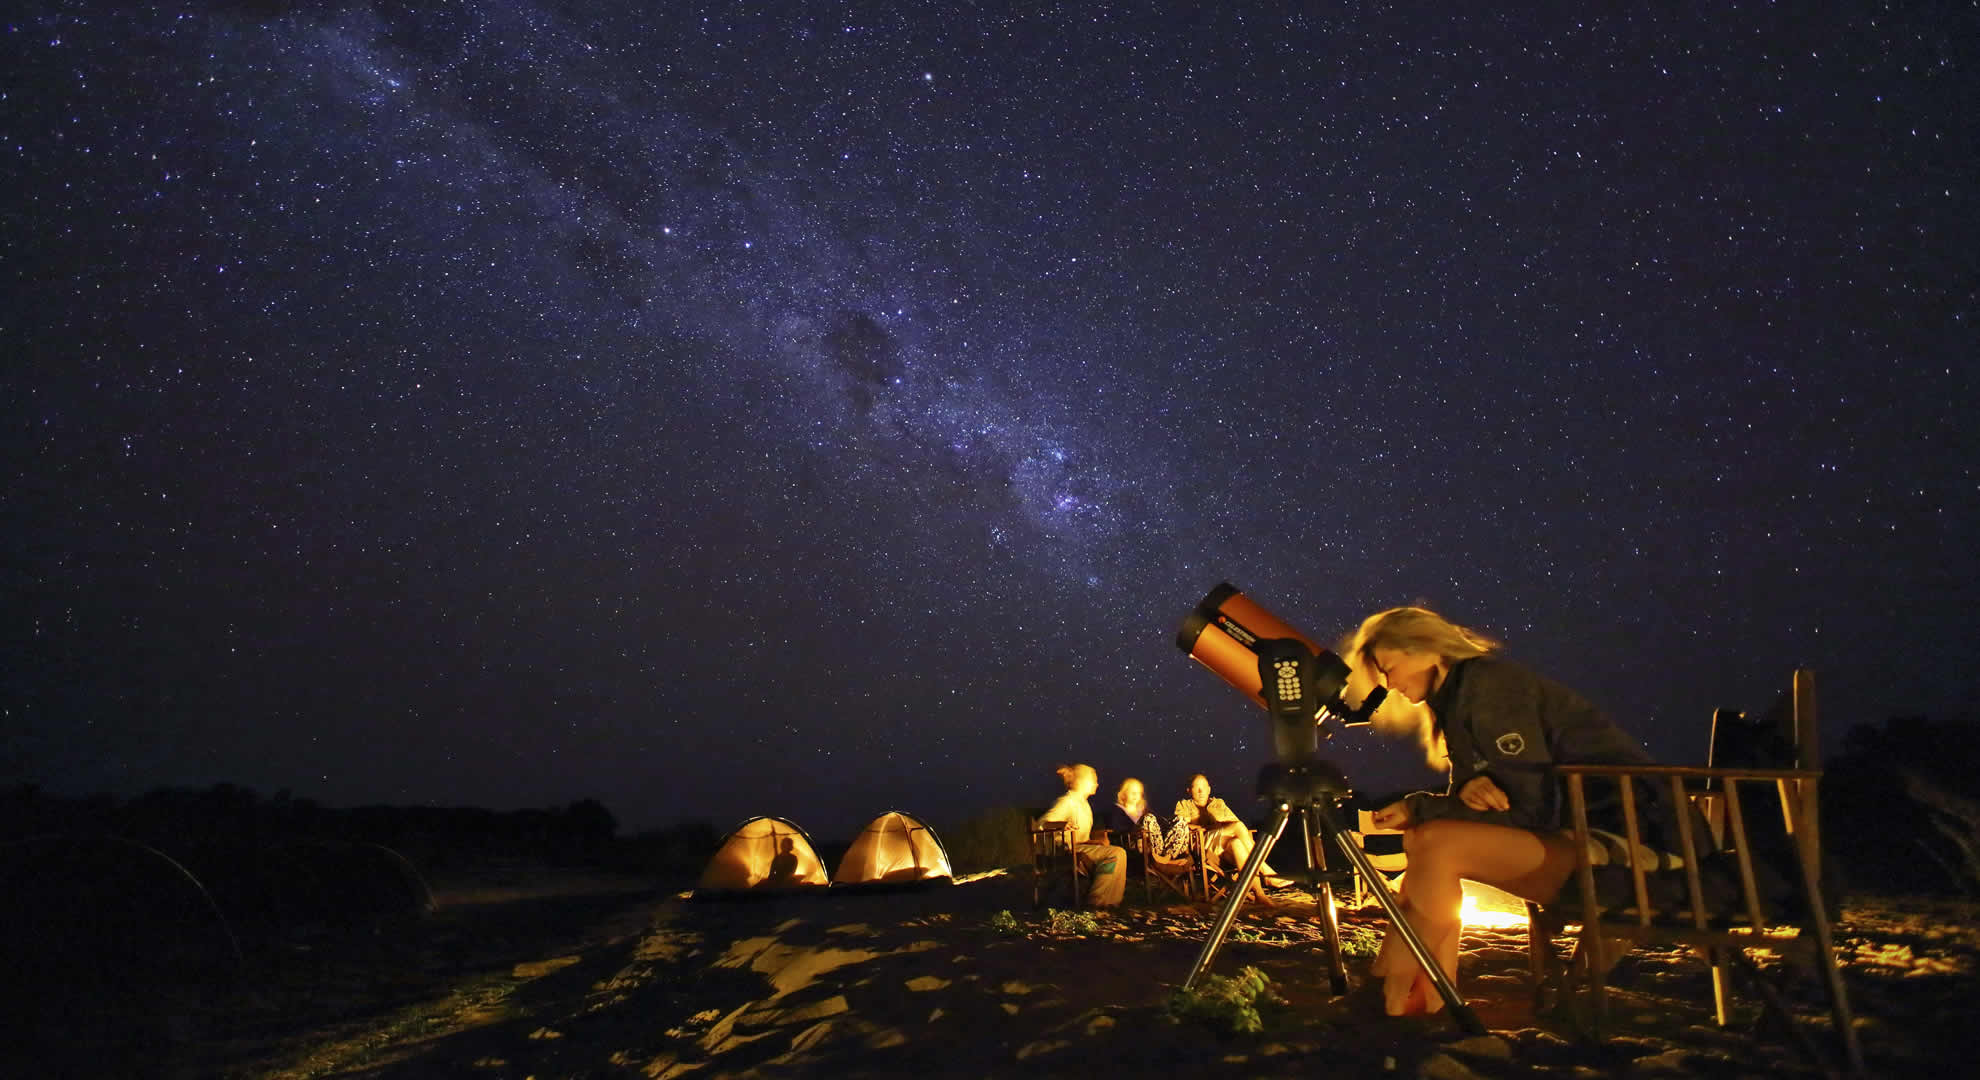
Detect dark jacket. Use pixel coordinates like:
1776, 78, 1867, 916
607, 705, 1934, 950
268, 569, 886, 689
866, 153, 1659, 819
1099, 802, 1157, 845
1404, 656, 1701, 854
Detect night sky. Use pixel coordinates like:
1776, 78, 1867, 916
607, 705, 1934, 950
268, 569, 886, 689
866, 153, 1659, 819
5, 2, 1975, 842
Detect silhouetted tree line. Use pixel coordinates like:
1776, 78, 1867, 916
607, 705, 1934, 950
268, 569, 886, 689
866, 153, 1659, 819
0, 783, 629, 870
1824, 714, 1980, 897
613, 819, 725, 878
940, 805, 1034, 874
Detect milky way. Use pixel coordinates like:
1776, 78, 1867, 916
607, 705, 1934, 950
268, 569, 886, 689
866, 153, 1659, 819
5, 2, 1974, 839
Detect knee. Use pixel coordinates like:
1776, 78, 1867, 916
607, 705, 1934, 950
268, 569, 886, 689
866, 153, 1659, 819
1402, 818, 1464, 858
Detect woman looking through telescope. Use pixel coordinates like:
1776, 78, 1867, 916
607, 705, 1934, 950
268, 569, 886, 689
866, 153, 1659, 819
1347, 606, 1694, 1016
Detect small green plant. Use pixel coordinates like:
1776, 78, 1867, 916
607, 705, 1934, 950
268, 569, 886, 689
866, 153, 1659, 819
1165, 965, 1284, 1036
988, 909, 1022, 934
1046, 907, 1101, 935
1338, 923, 1383, 958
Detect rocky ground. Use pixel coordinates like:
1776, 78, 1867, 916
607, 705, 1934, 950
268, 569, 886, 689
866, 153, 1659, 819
12, 868, 1974, 1078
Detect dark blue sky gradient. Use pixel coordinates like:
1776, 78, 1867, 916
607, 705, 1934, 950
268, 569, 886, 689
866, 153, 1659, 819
5, 2, 1975, 840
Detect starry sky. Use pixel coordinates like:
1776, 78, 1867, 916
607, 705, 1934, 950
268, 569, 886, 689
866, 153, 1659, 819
5, 2, 1975, 842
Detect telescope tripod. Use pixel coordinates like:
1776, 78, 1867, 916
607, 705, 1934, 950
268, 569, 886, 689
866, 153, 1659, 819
1182, 762, 1486, 1036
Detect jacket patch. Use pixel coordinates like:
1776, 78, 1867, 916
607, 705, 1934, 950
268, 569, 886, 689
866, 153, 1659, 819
1495, 733, 1527, 757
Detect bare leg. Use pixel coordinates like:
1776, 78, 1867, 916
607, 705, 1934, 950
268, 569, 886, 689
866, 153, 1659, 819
1210, 823, 1279, 903
1223, 826, 1283, 883
1374, 820, 1579, 1015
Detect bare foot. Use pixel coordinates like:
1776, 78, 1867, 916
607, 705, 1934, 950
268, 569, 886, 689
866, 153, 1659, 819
1383, 963, 1426, 1015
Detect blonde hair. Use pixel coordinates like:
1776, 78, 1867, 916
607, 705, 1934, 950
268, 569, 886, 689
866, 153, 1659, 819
1115, 777, 1145, 806
1055, 763, 1097, 791
1340, 606, 1500, 767
1345, 606, 1501, 670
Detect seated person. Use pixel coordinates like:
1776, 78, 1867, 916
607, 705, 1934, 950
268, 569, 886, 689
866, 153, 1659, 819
1346, 605, 1701, 1016
1037, 763, 1126, 907
764, 837, 803, 888
1166, 773, 1294, 898
1101, 777, 1188, 868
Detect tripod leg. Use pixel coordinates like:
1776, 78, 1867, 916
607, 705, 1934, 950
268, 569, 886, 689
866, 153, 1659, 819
1301, 810, 1349, 994
1182, 803, 1289, 991
1318, 806, 1486, 1035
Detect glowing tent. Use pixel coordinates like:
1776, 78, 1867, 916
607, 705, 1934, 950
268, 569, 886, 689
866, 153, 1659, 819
695, 816, 829, 895
832, 810, 953, 887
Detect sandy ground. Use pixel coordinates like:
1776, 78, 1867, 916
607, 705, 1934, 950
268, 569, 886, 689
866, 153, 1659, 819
16, 869, 1976, 1078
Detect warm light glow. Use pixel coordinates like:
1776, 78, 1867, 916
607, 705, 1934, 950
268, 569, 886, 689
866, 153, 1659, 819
1460, 893, 1529, 929
1460, 882, 1531, 930
1328, 883, 1531, 929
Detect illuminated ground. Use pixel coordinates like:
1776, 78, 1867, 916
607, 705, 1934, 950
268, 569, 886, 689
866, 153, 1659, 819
21, 869, 1973, 1078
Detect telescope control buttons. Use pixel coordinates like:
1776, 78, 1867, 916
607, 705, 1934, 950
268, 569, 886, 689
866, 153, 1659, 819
1273, 658, 1301, 701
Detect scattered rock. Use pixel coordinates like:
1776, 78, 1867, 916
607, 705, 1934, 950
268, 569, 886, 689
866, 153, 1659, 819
780, 1018, 837, 1055
1445, 1034, 1512, 1060
1016, 1038, 1069, 1060
865, 1025, 908, 1049
1417, 1050, 1491, 1080
1626, 1047, 1694, 1074
736, 993, 849, 1031
512, 955, 582, 978
1469, 972, 1526, 992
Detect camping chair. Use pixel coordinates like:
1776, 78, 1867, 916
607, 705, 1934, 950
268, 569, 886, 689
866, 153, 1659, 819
1118, 825, 1195, 904
1524, 670, 1863, 1075
1348, 809, 1409, 909
1028, 820, 1089, 909
1186, 824, 1238, 905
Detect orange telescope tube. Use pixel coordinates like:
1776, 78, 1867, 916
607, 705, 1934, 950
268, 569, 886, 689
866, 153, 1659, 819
1175, 582, 1324, 710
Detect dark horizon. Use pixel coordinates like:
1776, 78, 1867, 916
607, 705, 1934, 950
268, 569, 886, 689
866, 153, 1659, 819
15, 704, 1980, 854
5, 3, 1975, 844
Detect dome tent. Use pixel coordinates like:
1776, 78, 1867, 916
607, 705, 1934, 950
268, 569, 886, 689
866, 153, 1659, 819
695, 815, 829, 896
280, 840, 436, 924
832, 809, 953, 888
0, 832, 244, 1044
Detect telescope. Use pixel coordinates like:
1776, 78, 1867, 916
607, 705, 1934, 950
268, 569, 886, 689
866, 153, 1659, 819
1171, 582, 1483, 1034
1175, 582, 1388, 764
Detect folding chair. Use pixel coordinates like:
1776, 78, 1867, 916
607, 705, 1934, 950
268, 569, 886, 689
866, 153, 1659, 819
1122, 825, 1195, 904
1028, 820, 1088, 909
1187, 824, 1237, 905
1348, 808, 1409, 909
1526, 670, 1863, 1075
